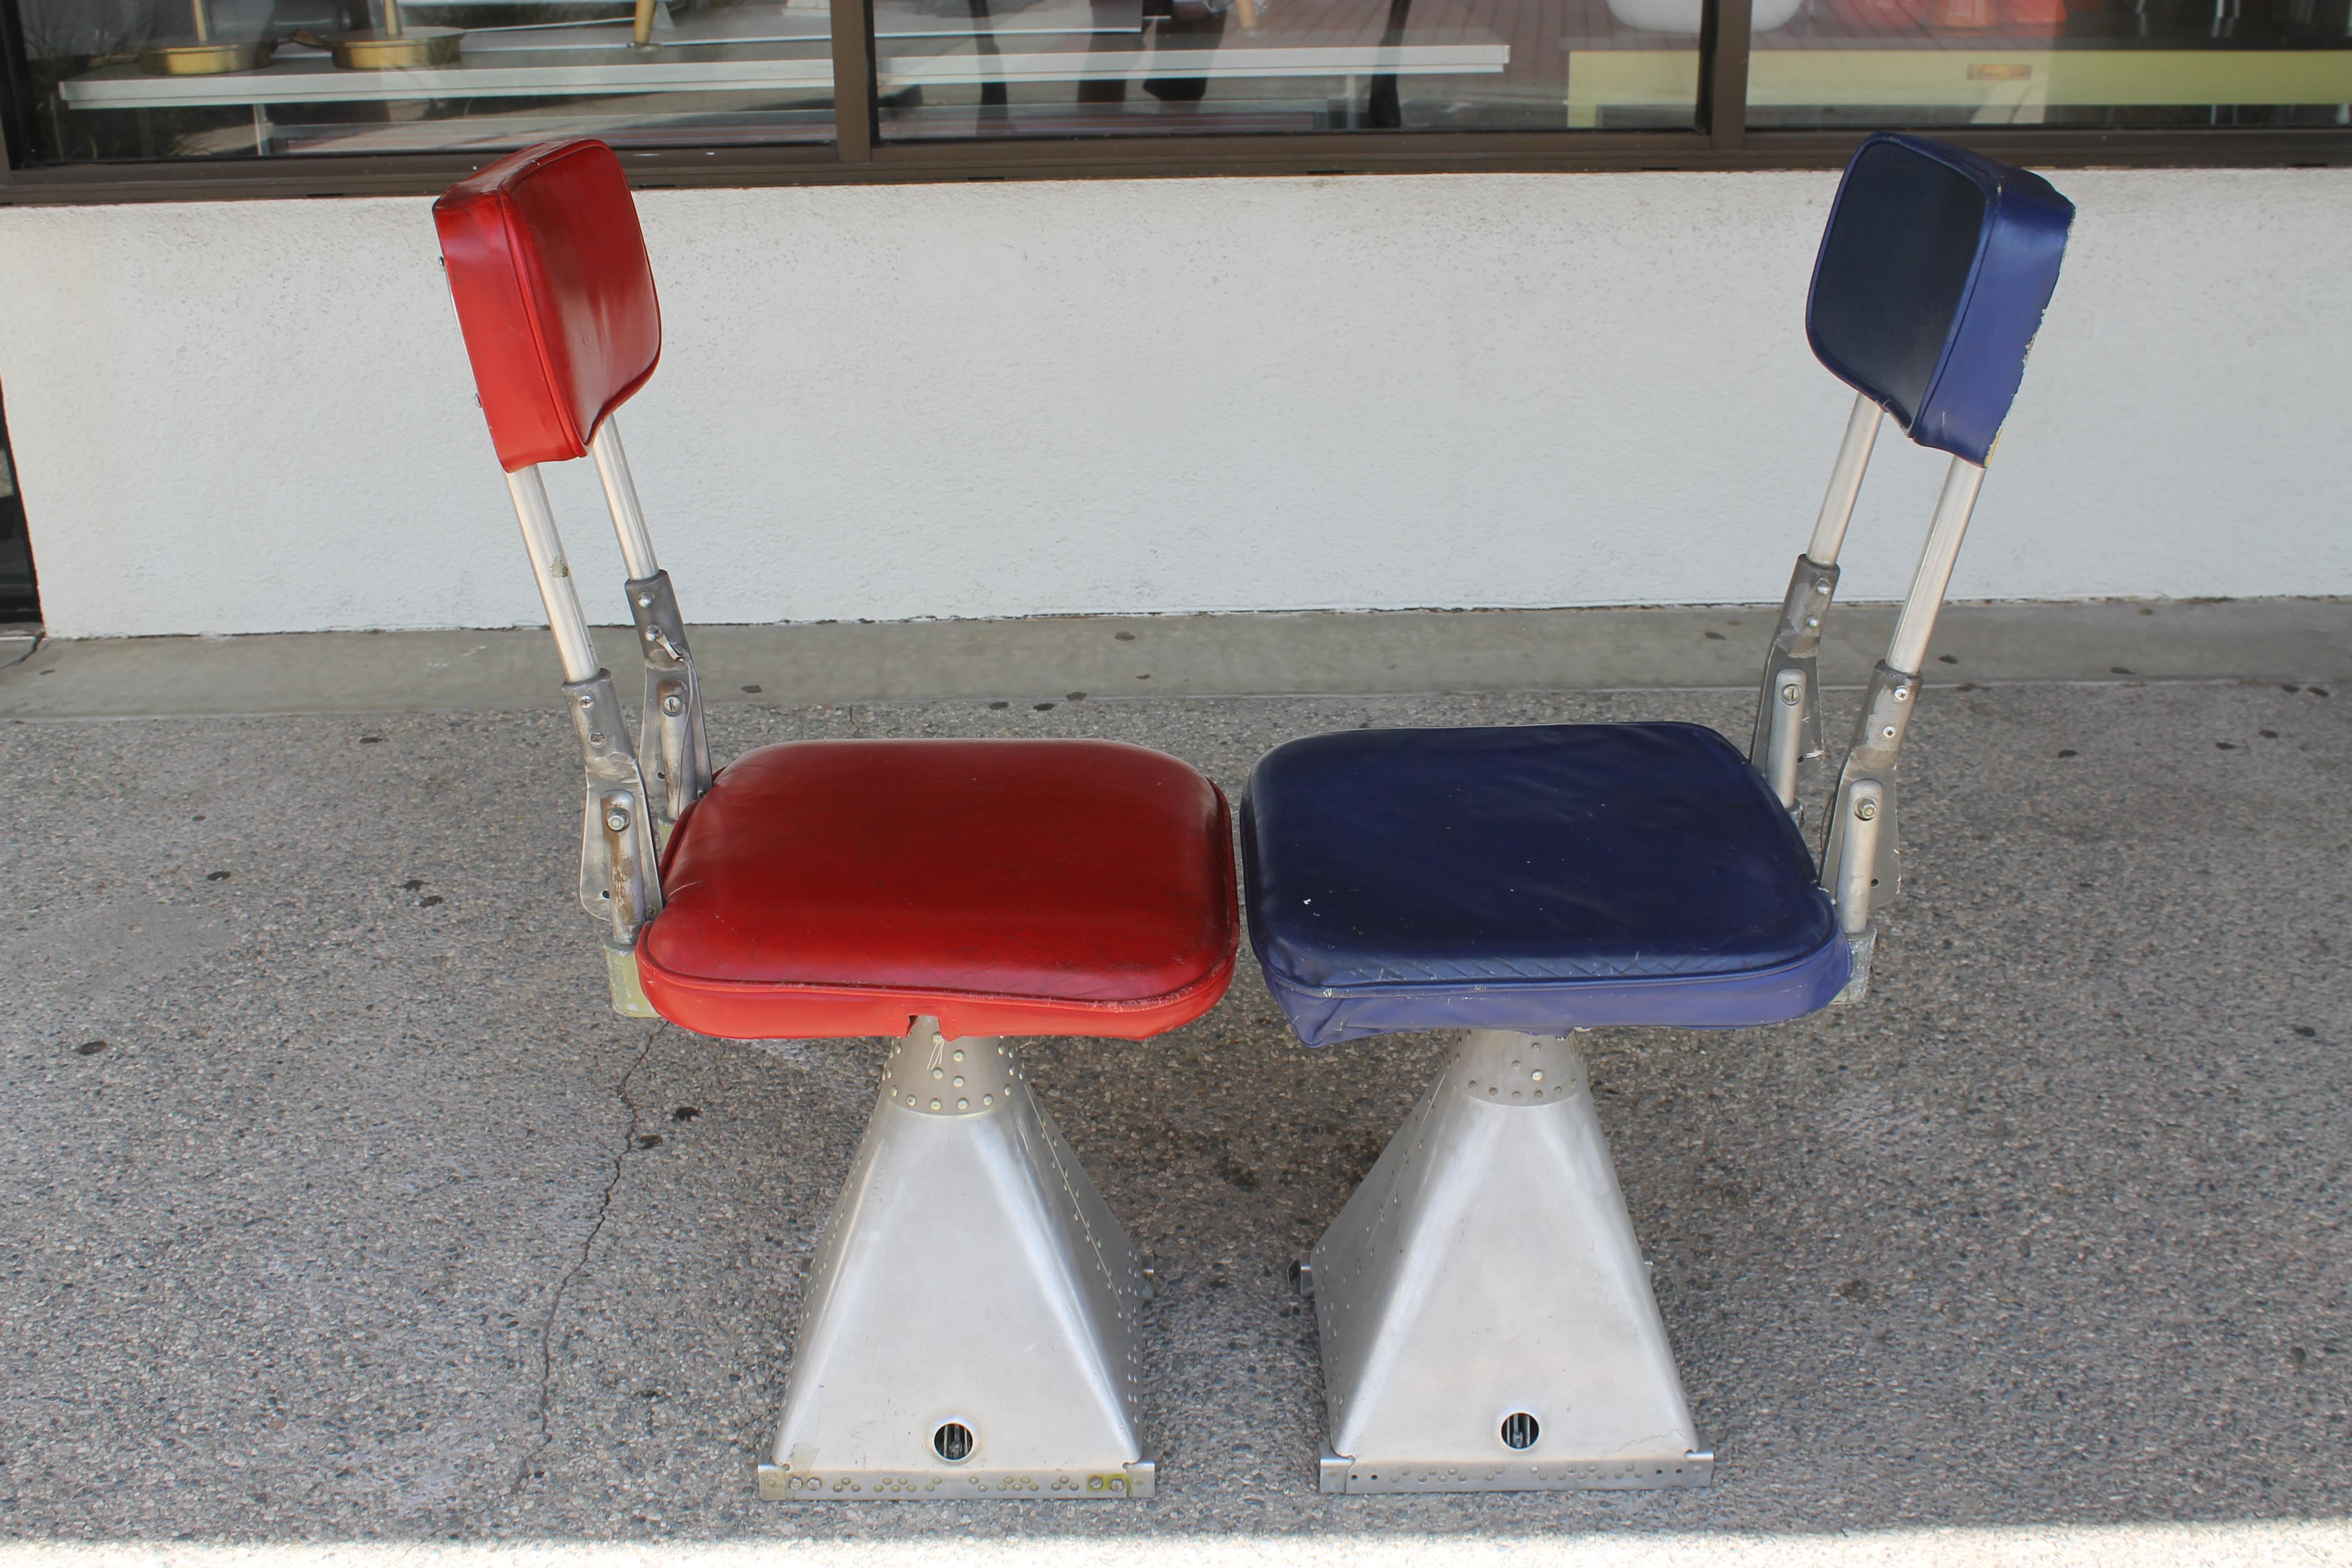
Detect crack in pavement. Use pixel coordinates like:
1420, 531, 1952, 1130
513, 1024, 661, 1494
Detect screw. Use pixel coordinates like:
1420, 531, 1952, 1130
638, 594, 654, 608
1855, 799, 1879, 821
1893, 687, 1911, 700
578, 693, 594, 706
1780, 682, 1802, 705
1814, 579, 1831, 593
1805, 616, 1820, 628
661, 694, 684, 715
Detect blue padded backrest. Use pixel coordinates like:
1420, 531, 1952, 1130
1807, 134, 2073, 466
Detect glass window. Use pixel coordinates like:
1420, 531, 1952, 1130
1737, 0, 2352, 129
18, 0, 833, 161
869, 0, 1705, 139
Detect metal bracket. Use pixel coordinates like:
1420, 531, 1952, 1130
562, 670, 663, 947
1747, 554, 1839, 819
604, 940, 657, 1019
625, 570, 712, 836
1819, 658, 1917, 937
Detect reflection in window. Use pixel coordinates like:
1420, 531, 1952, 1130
23, 0, 833, 161
1734, 0, 2349, 129
871, 0, 1706, 138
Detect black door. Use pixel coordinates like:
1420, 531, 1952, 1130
0, 390, 37, 625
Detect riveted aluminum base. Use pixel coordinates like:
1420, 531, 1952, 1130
764, 1019, 1153, 1502
756, 1459, 1155, 1501
1310, 1030, 1711, 1494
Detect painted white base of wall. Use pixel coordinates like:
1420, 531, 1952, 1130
0, 166, 2346, 639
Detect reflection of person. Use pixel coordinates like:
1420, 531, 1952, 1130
1365, 0, 1408, 126
1077, 0, 1227, 108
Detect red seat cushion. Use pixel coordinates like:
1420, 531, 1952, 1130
636, 739, 1238, 1041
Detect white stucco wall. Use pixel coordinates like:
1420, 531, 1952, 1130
0, 165, 2345, 638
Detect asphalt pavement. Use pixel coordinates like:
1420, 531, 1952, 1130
0, 661, 2345, 1558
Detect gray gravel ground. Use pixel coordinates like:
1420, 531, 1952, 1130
0, 680, 2345, 1544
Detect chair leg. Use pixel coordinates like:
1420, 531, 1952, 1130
757, 1018, 1155, 1502
1307, 1028, 1712, 1494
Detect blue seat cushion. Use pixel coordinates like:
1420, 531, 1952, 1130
1240, 722, 1850, 1046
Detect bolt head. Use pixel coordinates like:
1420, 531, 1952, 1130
605, 810, 629, 831
1855, 799, 1879, 821
1780, 683, 1802, 705
661, 695, 684, 715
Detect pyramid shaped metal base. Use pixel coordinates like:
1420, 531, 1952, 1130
1309, 1029, 1712, 1494
756, 1020, 1153, 1502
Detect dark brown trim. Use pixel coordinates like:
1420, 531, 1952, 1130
829, 0, 876, 162
1697, 0, 1751, 151
3, 107, 2348, 203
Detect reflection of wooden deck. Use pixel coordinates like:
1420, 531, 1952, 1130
1566, 41, 2352, 124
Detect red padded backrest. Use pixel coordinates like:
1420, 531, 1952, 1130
434, 139, 661, 472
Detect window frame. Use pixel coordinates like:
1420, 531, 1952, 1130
3, 0, 2348, 202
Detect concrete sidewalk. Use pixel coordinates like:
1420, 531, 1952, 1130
4, 597, 2350, 717
0, 629, 2345, 1556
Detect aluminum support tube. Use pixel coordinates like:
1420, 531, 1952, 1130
506, 466, 600, 685
590, 418, 660, 582
1804, 393, 1884, 568
1886, 458, 1987, 677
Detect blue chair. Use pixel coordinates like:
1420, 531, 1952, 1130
1243, 134, 2072, 1495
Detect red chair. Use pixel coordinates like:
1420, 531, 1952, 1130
434, 140, 1237, 1502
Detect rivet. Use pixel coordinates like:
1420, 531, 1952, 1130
930, 1099, 941, 1110
983, 1095, 993, 1106
638, 594, 654, 608
1805, 616, 1819, 628
1894, 687, 1911, 700
933, 1033, 948, 1047
1531, 1070, 1544, 1081
932, 1067, 944, 1080
644, 628, 657, 641
1814, 579, 1830, 593
1881, 725, 1897, 738
589, 731, 606, 744
957, 1099, 969, 1110
954, 1076, 965, 1087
